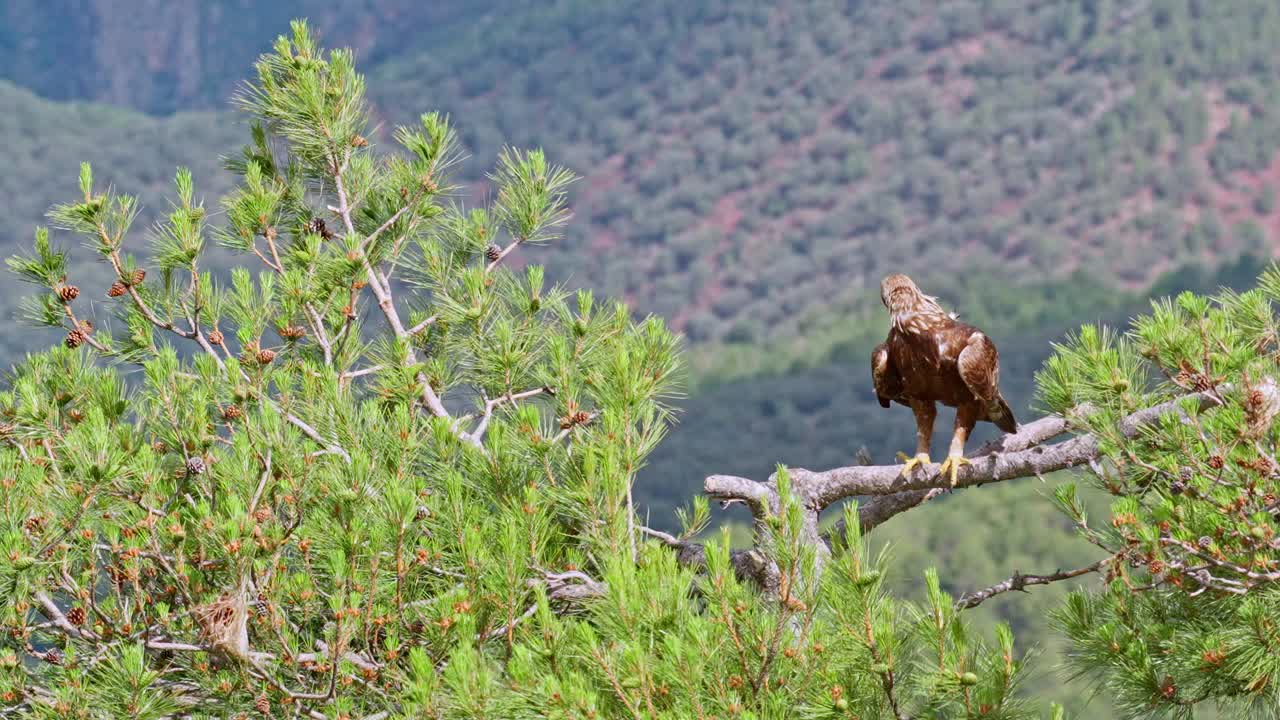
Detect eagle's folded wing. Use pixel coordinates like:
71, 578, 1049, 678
958, 331, 1017, 433
871, 342, 903, 409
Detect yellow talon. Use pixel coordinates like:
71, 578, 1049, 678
896, 451, 932, 477
938, 455, 971, 487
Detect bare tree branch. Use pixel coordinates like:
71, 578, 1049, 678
696, 390, 1226, 594
466, 387, 551, 442
954, 557, 1115, 610
709, 390, 1224, 521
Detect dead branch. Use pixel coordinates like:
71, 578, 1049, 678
953, 556, 1115, 610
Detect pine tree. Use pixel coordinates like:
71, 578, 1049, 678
1037, 280, 1280, 719
3, 18, 1276, 720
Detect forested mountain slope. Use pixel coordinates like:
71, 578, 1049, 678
5, 1, 1280, 380
368, 0, 1280, 379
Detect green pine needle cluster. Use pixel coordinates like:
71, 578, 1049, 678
1039, 270, 1280, 717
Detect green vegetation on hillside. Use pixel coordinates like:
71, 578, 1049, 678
369, 0, 1280, 377
0, 1, 486, 114
0, 81, 243, 360
6, 2, 1280, 381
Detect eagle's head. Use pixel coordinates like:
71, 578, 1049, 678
880, 273, 922, 314
881, 273, 954, 327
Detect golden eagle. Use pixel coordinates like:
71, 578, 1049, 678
871, 273, 1017, 485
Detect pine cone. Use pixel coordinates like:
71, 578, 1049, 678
58, 285, 80, 302
152, 440, 168, 454
256, 349, 277, 365
1245, 376, 1280, 439
254, 694, 271, 715
23, 515, 44, 533
106, 281, 127, 298
221, 405, 243, 421
64, 329, 85, 348
66, 606, 86, 626
303, 218, 333, 240
186, 457, 206, 476
484, 243, 502, 262
129, 269, 146, 286
559, 411, 592, 430
279, 325, 306, 341
208, 330, 224, 346
351, 134, 369, 148
43, 648, 61, 665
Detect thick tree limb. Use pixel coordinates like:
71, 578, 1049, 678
709, 390, 1223, 520
854, 488, 947, 535
697, 390, 1225, 595
954, 556, 1114, 610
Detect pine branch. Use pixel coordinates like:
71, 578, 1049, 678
954, 557, 1115, 610
331, 149, 451, 420
708, 389, 1224, 519
696, 389, 1224, 595
465, 386, 551, 442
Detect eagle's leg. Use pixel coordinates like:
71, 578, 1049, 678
897, 401, 936, 476
938, 403, 978, 487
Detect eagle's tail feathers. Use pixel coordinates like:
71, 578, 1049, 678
989, 396, 1018, 434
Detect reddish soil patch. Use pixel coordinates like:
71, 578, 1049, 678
708, 194, 743, 236
576, 154, 626, 207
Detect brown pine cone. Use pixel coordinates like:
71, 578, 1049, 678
351, 134, 369, 148
129, 269, 146, 286
58, 285, 80, 302
256, 349, 277, 365
221, 405, 243, 421
208, 330, 224, 346
484, 243, 502, 262
64, 329, 86, 348
186, 457, 206, 476
66, 606, 86, 626
254, 694, 270, 715
279, 325, 306, 341
303, 218, 333, 240
106, 281, 127, 298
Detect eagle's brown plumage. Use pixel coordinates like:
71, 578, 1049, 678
871, 273, 1017, 485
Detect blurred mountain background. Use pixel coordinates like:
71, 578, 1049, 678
4, 1, 1279, 714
